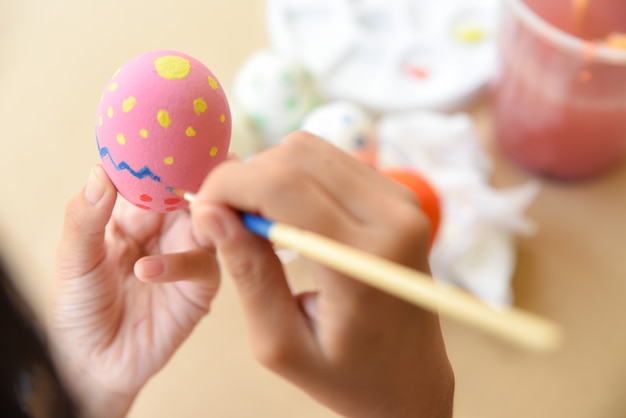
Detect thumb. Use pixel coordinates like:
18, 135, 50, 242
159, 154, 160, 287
192, 204, 295, 320
192, 204, 316, 371
56, 164, 117, 277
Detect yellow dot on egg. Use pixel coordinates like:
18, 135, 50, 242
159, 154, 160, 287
157, 110, 171, 128
107, 107, 114, 119
98, 116, 103, 126
194, 98, 208, 115
210, 146, 218, 157
116, 133, 126, 145
108, 82, 119, 92
122, 96, 137, 113
164, 156, 174, 165
186, 127, 196, 137
139, 129, 149, 138
220, 114, 226, 123
208, 76, 219, 90
154, 56, 191, 80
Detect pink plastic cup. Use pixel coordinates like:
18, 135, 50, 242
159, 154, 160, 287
492, 0, 626, 180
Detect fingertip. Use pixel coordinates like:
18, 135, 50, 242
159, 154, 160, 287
193, 204, 279, 286
191, 202, 245, 248
227, 151, 242, 161
203, 205, 236, 244
135, 250, 221, 288
134, 257, 165, 282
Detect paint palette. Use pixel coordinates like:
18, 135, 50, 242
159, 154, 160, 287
267, 0, 498, 112
95, 50, 231, 212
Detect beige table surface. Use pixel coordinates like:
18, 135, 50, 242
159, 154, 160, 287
1, 1, 626, 417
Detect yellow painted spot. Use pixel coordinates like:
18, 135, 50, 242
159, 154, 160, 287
210, 146, 218, 157
157, 110, 171, 128
194, 98, 208, 115
122, 97, 137, 112
208, 76, 219, 90
108, 82, 119, 92
140, 129, 149, 138
186, 127, 196, 137
220, 114, 226, 123
98, 116, 103, 126
164, 156, 174, 165
155, 56, 191, 80
107, 107, 114, 119
116, 133, 126, 145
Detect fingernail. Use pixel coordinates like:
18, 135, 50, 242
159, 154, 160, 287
138, 258, 165, 280
205, 207, 231, 244
85, 165, 106, 205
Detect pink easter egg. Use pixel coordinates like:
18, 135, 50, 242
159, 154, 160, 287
95, 50, 231, 212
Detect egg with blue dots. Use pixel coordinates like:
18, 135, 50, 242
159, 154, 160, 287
300, 101, 377, 166
95, 50, 231, 212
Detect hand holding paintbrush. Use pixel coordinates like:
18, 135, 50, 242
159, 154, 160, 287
178, 132, 456, 416
167, 132, 562, 417
171, 134, 561, 354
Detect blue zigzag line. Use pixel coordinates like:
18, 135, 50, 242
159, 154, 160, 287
96, 133, 161, 183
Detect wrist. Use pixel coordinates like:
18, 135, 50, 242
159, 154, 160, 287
68, 374, 137, 418
48, 346, 137, 418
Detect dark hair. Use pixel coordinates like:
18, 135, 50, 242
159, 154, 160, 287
0, 258, 76, 417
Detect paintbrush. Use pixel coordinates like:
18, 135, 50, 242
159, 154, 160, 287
167, 187, 562, 352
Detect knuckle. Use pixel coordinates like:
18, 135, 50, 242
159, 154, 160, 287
222, 250, 276, 300
282, 130, 319, 147
397, 213, 431, 252
225, 254, 260, 285
371, 204, 431, 264
260, 163, 306, 197
252, 333, 296, 372
387, 177, 422, 208
63, 195, 86, 233
205, 160, 239, 190
398, 184, 422, 208
394, 205, 431, 242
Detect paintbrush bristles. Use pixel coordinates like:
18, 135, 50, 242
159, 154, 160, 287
167, 187, 196, 203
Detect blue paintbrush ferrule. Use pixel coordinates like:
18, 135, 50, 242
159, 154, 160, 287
241, 213, 274, 239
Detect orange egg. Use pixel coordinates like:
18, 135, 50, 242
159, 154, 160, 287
380, 168, 441, 247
